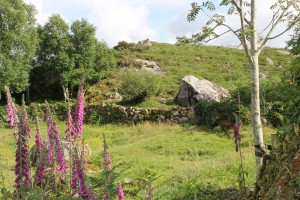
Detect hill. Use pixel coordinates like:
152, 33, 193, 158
86, 41, 292, 106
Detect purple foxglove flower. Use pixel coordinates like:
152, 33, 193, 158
53, 120, 67, 174
6, 95, 14, 128
103, 134, 112, 171
74, 83, 85, 138
145, 183, 153, 200
65, 103, 76, 141
35, 119, 44, 149
232, 121, 241, 152
118, 182, 125, 200
35, 157, 45, 184
14, 99, 31, 190
71, 162, 78, 196
48, 142, 53, 166
46, 106, 67, 174
5, 86, 19, 129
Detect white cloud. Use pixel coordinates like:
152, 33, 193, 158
23, 0, 292, 48
23, 0, 158, 47
168, 1, 292, 48
87, 0, 158, 47
23, 0, 50, 24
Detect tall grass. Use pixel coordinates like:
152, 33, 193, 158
1, 120, 275, 199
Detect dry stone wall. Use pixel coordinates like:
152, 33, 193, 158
85, 103, 194, 124
0, 103, 194, 125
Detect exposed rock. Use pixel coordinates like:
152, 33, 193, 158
195, 56, 201, 61
179, 117, 189, 123
85, 103, 196, 124
187, 107, 195, 119
155, 96, 167, 104
277, 50, 290, 55
138, 39, 152, 47
260, 72, 268, 79
30, 140, 92, 167
107, 89, 123, 101
135, 59, 165, 75
266, 57, 273, 65
176, 76, 230, 107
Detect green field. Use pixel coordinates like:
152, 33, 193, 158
0, 121, 276, 199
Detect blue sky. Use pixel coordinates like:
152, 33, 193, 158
24, 0, 292, 48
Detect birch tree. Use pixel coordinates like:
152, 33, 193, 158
179, 0, 300, 177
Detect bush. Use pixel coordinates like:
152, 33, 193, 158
119, 69, 162, 102
113, 41, 149, 52
194, 99, 250, 130
263, 101, 284, 128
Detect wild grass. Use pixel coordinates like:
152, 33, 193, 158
87, 43, 291, 108
0, 121, 276, 199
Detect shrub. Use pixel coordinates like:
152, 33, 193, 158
263, 101, 284, 128
119, 69, 162, 102
113, 41, 149, 52
194, 99, 250, 130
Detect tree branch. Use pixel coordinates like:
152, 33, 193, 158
267, 13, 300, 40
258, 9, 280, 37
258, 2, 296, 53
230, 0, 250, 25
203, 29, 231, 43
237, 0, 252, 61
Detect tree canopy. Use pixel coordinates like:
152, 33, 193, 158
0, 0, 38, 93
30, 15, 116, 100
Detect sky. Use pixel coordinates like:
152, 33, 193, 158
23, 0, 293, 48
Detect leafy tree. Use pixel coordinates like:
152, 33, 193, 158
0, 0, 38, 93
182, 0, 300, 177
32, 14, 72, 100
70, 19, 97, 86
288, 21, 300, 81
91, 41, 117, 84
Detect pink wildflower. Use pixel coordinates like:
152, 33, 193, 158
14, 99, 31, 190
103, 134, 112, 171
71, 160, 78, 196
35, 157, 45, 184
75, 157, 95, 199
5, 86, 19, 128
118, 182, 125, 200
35, 119, 44, 149
145, 183, 153, 200
232, 121, 241, 152
74, 82, 85, 138
65, 103, 76, 142
46, 106, 67, 174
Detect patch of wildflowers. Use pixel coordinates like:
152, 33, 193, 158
14, 98, 31, 190
118, 182, 125, 200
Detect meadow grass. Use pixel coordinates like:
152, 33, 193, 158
87, 43, 291, 108
0, 121, 276, 199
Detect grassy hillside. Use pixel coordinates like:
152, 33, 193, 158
1, 122, 276, 199
87, 42, 292, 105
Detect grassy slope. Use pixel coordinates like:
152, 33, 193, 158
87, 43, 291, 105
1, 122, 275, 199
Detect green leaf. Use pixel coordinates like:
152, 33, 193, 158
1, 187, 7, 194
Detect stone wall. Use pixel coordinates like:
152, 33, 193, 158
0, 103, 195, 125
85, 103, 194, 124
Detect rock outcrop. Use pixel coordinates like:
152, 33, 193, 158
135, 59, 165, 75
176, 76, 230, 107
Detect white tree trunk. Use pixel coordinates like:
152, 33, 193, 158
250, 0, 265, 179
250, 56, 265, 178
